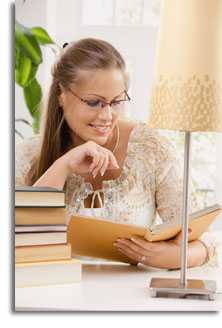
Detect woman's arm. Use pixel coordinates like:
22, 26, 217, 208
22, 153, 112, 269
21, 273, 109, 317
33, 141, 119, 188
186, 239, 209, 268
33, 157, 70, 189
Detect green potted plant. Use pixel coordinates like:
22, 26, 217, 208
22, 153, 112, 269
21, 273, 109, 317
15, 21, 60, 136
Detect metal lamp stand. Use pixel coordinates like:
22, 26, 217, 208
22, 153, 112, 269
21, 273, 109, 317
149, 132, 217, 300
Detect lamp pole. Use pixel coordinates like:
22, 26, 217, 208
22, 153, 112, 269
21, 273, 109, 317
149, 0, 221, 300
149, 130, 217, 299
180, 131, 191, 287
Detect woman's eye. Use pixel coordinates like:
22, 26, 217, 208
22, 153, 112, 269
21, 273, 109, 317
112, 100, 122, 107
86, 99, 101, 107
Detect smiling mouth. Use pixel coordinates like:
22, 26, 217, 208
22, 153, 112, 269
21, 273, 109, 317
88, 124, 112, 133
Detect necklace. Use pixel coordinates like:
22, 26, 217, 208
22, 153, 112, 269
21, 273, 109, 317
112, 124, 120, 154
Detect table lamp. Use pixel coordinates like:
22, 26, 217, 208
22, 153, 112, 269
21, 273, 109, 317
148, 0, 222, 300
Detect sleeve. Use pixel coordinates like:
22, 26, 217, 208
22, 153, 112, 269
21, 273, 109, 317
15, 137, 40, 186
154, 133, 221, 267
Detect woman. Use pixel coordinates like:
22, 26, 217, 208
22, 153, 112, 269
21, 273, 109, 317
16, 38, 218, 269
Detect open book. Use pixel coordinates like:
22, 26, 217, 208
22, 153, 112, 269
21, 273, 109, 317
67, 203, 221, 262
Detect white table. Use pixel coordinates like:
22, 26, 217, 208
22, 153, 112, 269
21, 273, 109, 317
15, 261, 222, 311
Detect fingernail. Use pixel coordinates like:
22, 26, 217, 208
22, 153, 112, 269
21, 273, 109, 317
130, 237, 136, 242
113, 242, 117, 247
101, 170, 104, 176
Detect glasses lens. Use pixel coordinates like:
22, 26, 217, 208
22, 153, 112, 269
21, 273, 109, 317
111, 99, 129, 111
84, 93, 130, 111
84, 99, 105, 110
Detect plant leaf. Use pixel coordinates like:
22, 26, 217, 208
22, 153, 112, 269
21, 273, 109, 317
23, 78, 42, 119
15, 118, 32, 127
15, 128, 24, 140
15, 45, 21, 69
15, 52, 38, 87
15, 54, 31, 87
32, 116, 40, 134
31, 27, 54, 45
15, 21, 42, 65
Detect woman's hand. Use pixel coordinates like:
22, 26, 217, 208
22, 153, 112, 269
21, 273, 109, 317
33, 140, 119, 189
113, 229, 206, 269
114, 236, 181, 269
62, 141, 119, 178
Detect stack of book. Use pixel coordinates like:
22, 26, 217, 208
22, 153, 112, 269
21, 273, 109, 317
15, 186, 81, 287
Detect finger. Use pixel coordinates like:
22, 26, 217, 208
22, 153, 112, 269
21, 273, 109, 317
107, 151, 119, 169
116, 245, 142, 263
114, 239, 149, 257
130, 236, 157, 252
89, 150, 100, 172
92, 153, 106, 178
94, 145, 119, 170
173, 228, 192, 246
128, 259, 139, 266
100, 152, 109, 176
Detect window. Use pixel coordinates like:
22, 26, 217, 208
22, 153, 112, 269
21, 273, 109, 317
159, 130, 217, 211
82, 0, 162, 26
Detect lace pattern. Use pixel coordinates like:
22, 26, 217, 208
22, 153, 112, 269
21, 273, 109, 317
15, 122, 221, 267
15, 136, 40, 186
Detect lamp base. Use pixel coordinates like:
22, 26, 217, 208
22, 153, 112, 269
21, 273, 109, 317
149, 277, 217, 300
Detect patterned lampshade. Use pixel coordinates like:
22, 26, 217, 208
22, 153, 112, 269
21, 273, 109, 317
148, 0, 222, 132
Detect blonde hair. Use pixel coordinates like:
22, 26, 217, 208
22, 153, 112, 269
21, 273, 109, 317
26, 38, 128, 185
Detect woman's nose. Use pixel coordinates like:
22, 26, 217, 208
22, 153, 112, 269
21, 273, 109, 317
97, 104, 112, 120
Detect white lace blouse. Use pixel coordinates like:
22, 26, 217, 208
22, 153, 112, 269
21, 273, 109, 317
15, 122, 221, 267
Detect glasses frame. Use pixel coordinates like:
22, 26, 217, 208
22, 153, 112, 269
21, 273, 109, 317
67, 87, 131, 110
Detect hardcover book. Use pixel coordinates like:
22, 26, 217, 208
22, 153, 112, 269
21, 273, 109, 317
68, 204, 221, 262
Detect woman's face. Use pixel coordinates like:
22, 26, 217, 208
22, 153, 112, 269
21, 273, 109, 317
59, 68, 127, 147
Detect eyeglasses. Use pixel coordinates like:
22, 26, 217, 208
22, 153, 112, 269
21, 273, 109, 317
67, 87, 131, 112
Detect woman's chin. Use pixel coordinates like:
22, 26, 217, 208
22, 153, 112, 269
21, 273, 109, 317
87, 126, 112, 144
90, 135, 109, 146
